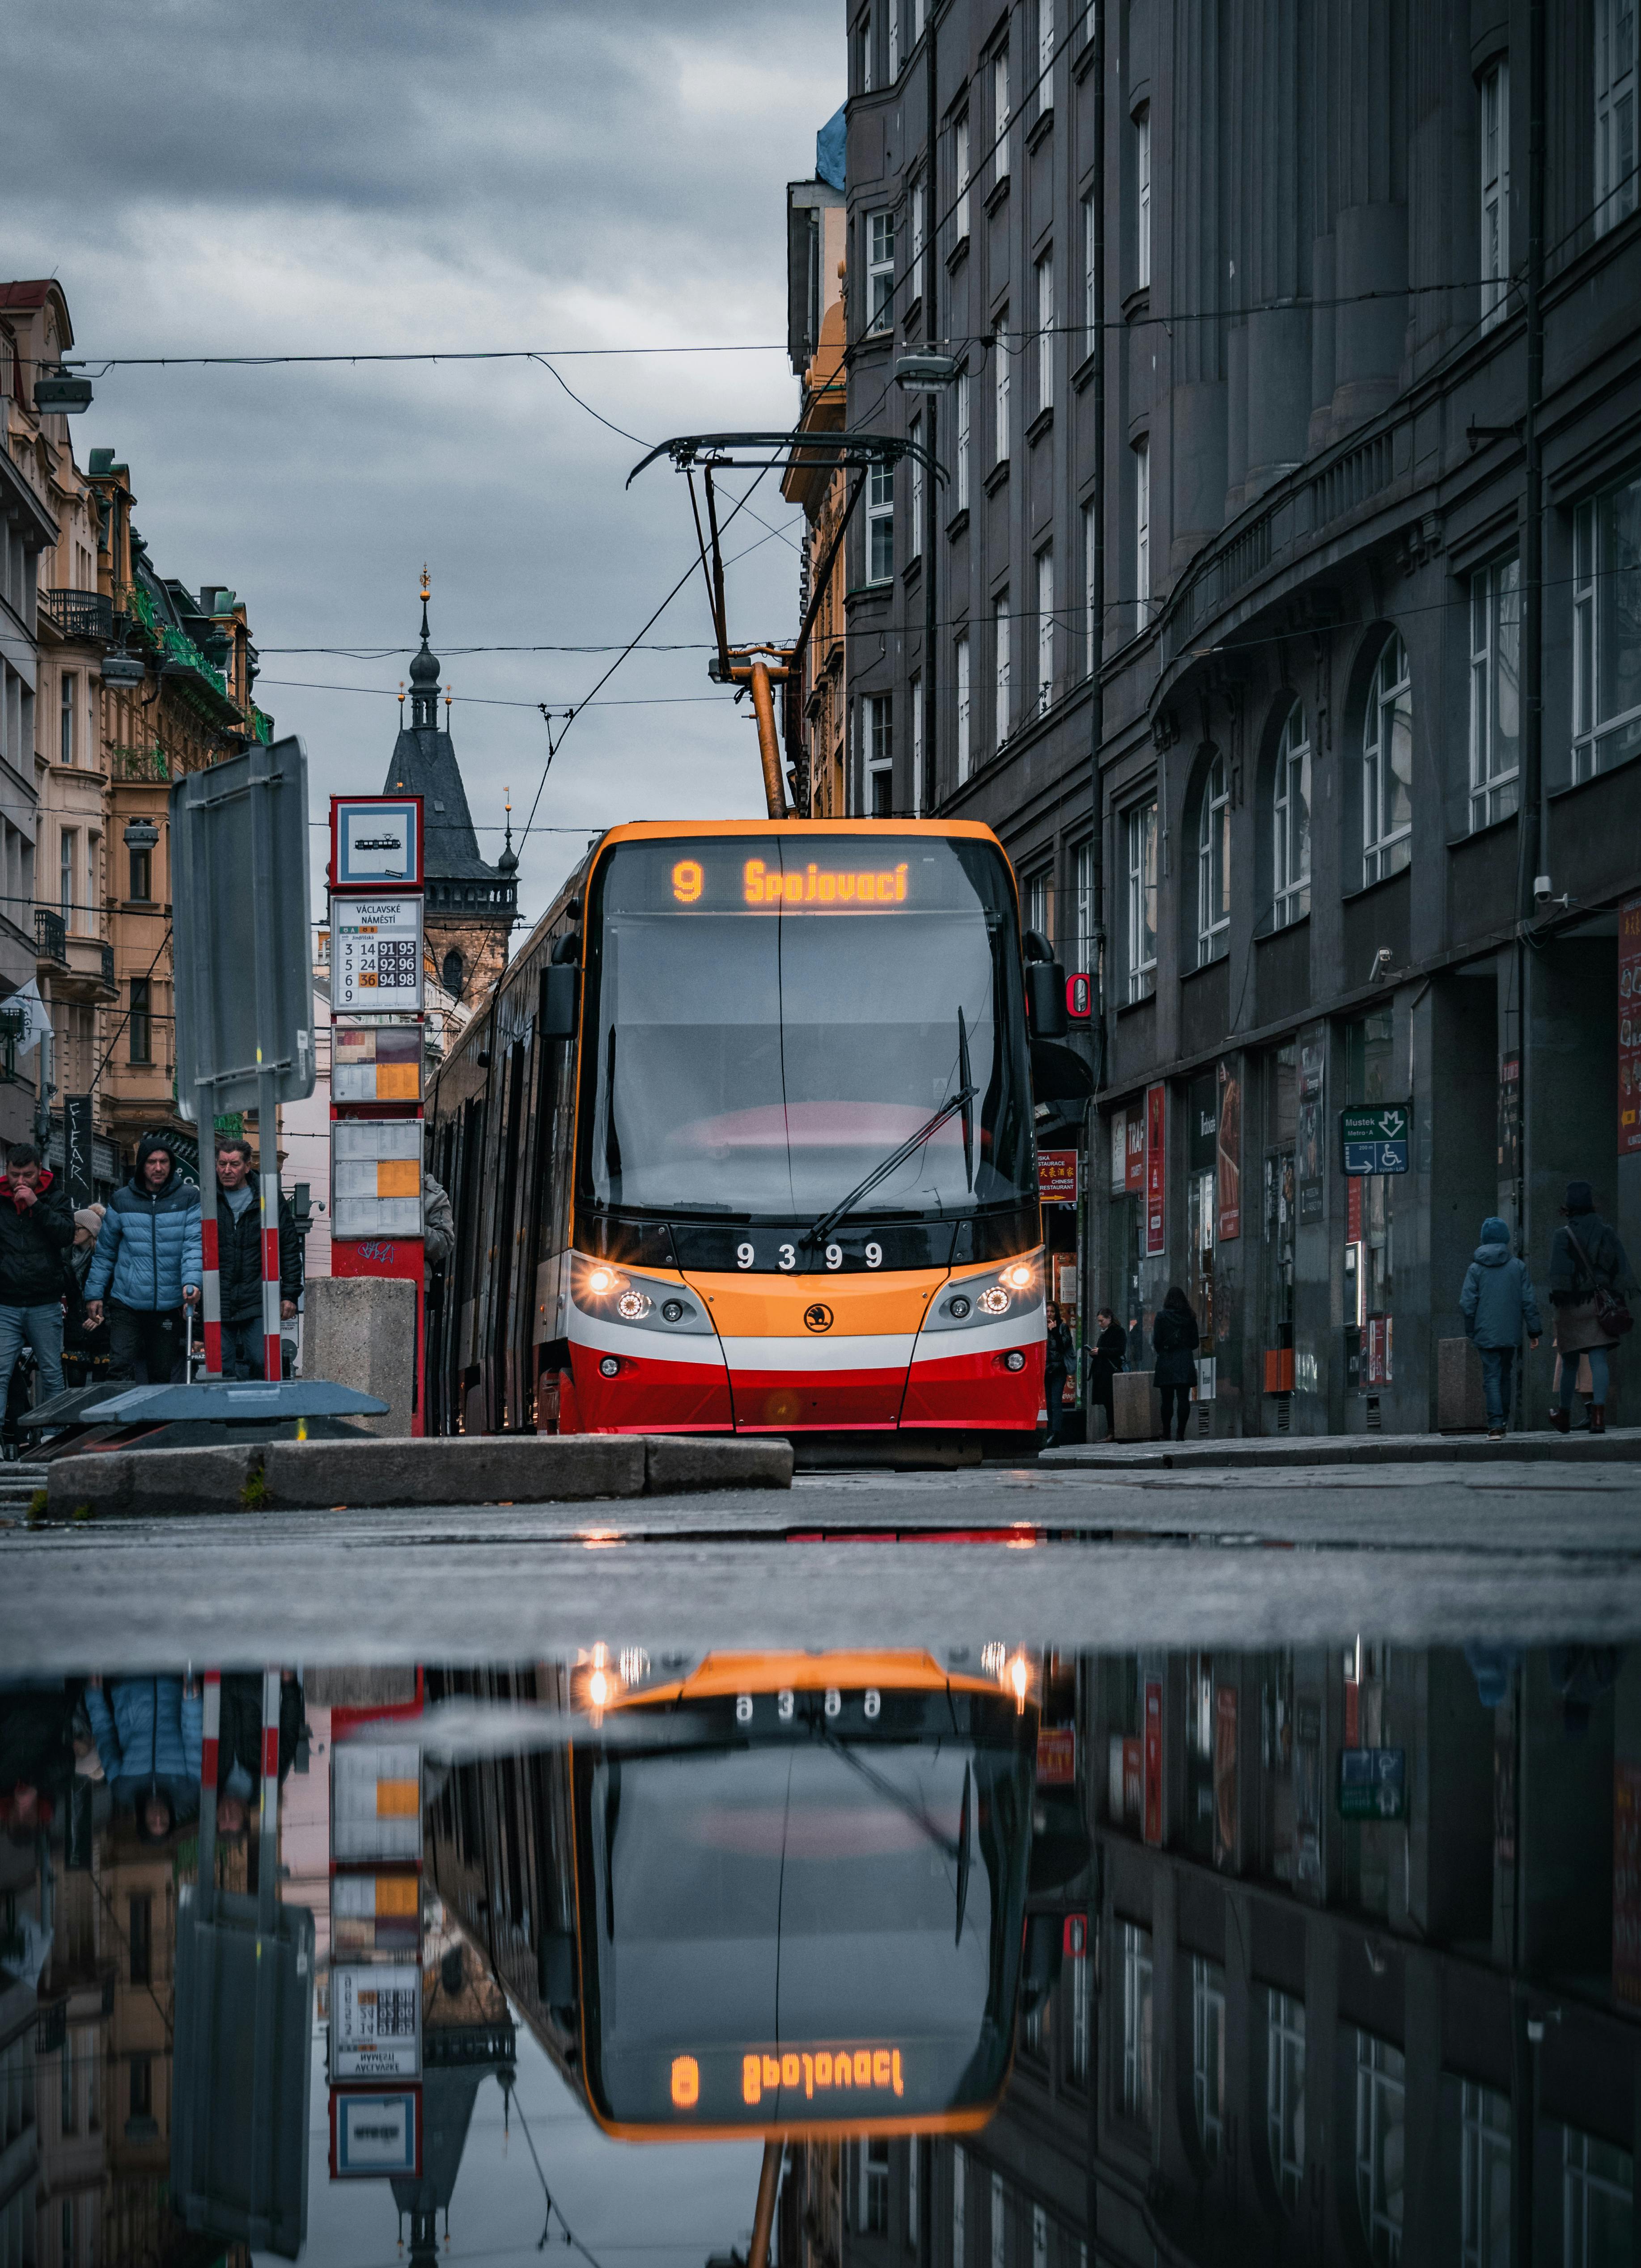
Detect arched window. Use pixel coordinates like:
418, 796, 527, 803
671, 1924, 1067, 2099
1361, 633, 1412, 885
1196, 752, 1230, 966
1272, 702, 1311, 927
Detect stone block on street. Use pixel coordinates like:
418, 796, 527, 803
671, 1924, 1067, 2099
47, 1444, 263, 1521
643, 1435, 794, 1494
303, 1276, 417, 1438
1112, 1372, 1160, 1441
259, 1433, 646, 1508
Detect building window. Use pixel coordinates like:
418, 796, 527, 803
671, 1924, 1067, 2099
128, 978, 152, 1066
1461, 2082, 1511, 2268
955, 368, 971, 510
1361, 630, 1413, 884
995, 594, 1011, 749
1119, 1920, 1153, 2126
995, 44, 1011, 157
129, 1892, 152, 1982
1480, 59, 1510, 327
1469, 556, 1521, 826
955, 111, 971, 241
1037, 0, 1055, 111
1563, 2127, 1634, 2264
864, 2137, 890, 2234
907, 2137, 920, 2249
129, 843, 152, 901
1134, 438, 1151, 631
61, 2198, 74, 2264
956, 632, 971, 779
1067, 1927, 1090, 2081
1267, 1991, 1306, 2209
1025, 868, 1050, 946
995, 308, 1010, 463
87, 834, 98, 924
867, 693, 893, 816
911, 672, 924, 817
60, 671, 76, 765
1191, 1955, 1226, 2165
1595, 0, 1638, 234
1573, 476, 1641, 781
1354, 2031, 1406, 2264
909, 415, 924, 559
858, 6, 873, 93
1135, 106, 1152, 288
60, 828, 76, 929
1272, 701, 1312, 927
911, 178, 926, 306
868, 458, 895, 582
954, 2146, 967, 2268
1071, 837, 1095, 977
990, 2174, 1005, 2268
129, 2053, 152, 2120
60, 2033, 75, 2137
888, 0, 900, 80
1082, 497, 1097, 676
868, 209, 896, 331
1035, 547, 1054, 715
1081, 193, 1097, 359
1196, 753, 1230, 965
1035, 250, 1054, 412
1126, 801, 1158, 1002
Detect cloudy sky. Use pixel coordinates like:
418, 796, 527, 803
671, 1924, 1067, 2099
5, 0, 843, 928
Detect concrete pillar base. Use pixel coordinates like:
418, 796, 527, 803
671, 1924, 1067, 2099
304, 1276, 416, 1437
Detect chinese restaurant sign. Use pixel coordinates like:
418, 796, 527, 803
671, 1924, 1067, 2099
1145, 1085, 1166, 1255
1038, 1150, 1079, 1204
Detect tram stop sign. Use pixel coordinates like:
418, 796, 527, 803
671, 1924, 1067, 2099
1340, 1104, 1411, 1176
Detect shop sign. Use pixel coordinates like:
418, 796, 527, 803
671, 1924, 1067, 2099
1216, 1061, 1241, 1240
1142, 1679, 1164, 1845
1364, 1316, 1393, 1388
1038, 1149, 1079, 1204
1498, 1053, 1521, 1182
1065, 972, 1093, 1020
1126, 1111, 1145, 1193
1298, 1042, 1326, 1221
1036, 1726, 1077, 1786
1110, 1112, 1128, 1195
1621, 897, 1641, 1155
1144, 1085, 1166, 1255
1341, 1105, 1411, 1175
1336, 1746, 1407, 1822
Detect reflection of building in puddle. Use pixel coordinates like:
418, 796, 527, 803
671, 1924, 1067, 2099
392, 1906, 517, 2266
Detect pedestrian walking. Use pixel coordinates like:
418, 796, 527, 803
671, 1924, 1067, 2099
0, 1142, 74, 1410
211, 1136, 301, 1378
83, 1672, 202, 1840
61, 1205, 111, 1388
82, 1136, 202, 1384
1151, 1286, 1200, 1442
1042, 1303, 1076, 1448
1088, 1307, 1127, 1440
1459, 1215, 1542, 1439
1547, 1179, 1636, 1435
422, 1168, 455, 1286
213, 1669, 305, 1835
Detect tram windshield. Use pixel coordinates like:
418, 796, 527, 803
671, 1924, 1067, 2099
573, 1690, 1034, 2130
579, 834, 1034, 1220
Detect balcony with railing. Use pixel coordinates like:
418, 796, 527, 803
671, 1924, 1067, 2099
39, 588, 115, 643
34, 909, 68, 965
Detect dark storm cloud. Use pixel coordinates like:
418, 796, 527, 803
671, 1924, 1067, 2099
4, 0, 842, 920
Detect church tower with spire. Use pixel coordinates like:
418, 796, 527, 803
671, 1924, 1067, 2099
384, 569, 518, 1002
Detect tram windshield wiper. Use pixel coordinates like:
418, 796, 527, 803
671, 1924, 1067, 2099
801, 1080, 977, 1252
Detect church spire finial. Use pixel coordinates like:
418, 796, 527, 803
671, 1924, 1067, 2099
420, 563, 431, 642
409, 569, 441, 725
498, 785, 518, 876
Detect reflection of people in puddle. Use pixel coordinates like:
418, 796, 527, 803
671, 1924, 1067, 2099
0, 1682, 100, 1836
212, 1669, 304, 1836
84, 1672, 202, 1840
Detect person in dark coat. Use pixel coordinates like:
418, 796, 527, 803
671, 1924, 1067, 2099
1042, 1303, 1076, 1449
212, 1138, 301, 1379
1547, 1179, 1637, 1435
83, 1136, 202, 1383
1460, 1215, 1542, 1439
1088, 1307, 1127, 1439
213, 1670, 305, 1834
1151, 1286, 1200, 1441
0, 1143, 75, 1406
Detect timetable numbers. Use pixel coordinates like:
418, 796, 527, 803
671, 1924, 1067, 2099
865, 1242, 883, 1269
737, 1244, 755, 1269
779, 1244, 797, 1270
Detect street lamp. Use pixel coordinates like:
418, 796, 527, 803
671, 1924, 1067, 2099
894, 352, 962, 393
123, 817, 161, 855
101, 650, 145, 688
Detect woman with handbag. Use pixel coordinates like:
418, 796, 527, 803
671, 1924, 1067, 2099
1547, 1180, 1637, 1434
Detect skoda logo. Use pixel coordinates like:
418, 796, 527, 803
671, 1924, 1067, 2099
803, 1303, 834, 1333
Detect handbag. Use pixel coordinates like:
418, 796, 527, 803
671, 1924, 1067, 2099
1566, 1223, 1636, 1338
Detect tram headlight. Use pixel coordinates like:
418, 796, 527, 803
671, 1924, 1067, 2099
1000, 1261, 1037, 1294
585, 1264, 621, 1298
978, 1286, 1012, 1316
923, 1252, 1046, 1333
570, 1255, 712, 1334
616, 1289, 653, 1321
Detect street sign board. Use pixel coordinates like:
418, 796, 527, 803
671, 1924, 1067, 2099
331, 1739, 422, 1864
1340, 1104, 1411, 1176
331, 1963, 421, 2080
331, 1874, 420, 1959
332, 896, 424, 1012
1337, 1746, 1407, 1820
330, 2086, 421, 2179
171, 737, 316, 1117
331, 1119, 423, 1240
1037, 1149, 1078, 1204
331, 795, 423, 890
333, 1020, 422, 1104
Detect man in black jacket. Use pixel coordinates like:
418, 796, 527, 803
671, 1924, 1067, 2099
213, 1138, 302, 1379
0, 1143, 75, 1405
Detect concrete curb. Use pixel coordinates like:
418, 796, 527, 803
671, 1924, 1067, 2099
44, 1431, 794, 1520
1038, 1426, 1641, 1472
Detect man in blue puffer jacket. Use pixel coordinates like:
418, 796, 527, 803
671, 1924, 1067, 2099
1460, 1215, 1543, 1441
83, 1135, 202, 1384
84, 1673, 202, 1840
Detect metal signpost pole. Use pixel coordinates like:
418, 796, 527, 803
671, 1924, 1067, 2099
251, 746, 284, 1383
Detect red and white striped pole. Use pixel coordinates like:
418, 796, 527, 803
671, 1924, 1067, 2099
197, 1667, 221, 1919
259, 1666, 282, 1932
259, 1133, 281, 1383
199, 1213, 222, 1379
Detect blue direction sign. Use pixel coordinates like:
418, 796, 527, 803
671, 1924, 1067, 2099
1338, 1746, 1408, 1821
1341, 1104, 1411, 1176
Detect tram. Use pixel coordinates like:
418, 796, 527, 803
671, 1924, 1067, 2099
424, 819, 1063, 1441
558, 1646, 1043, 2140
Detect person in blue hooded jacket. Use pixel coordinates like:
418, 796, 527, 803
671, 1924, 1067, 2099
83, 1135, 202, 1384
1460, 1215, 1542, 1439
84, 1673, 202, 1841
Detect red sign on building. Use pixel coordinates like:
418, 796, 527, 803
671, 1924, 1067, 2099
1145, 1084, 1166, 1255
1125, 1112, 1145, 1193
1621, 896, 1641, 1155
1037, 1725, 1077, 1786
1143, 1679, 1164, 1845
1038, 1150, 1079, 1204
